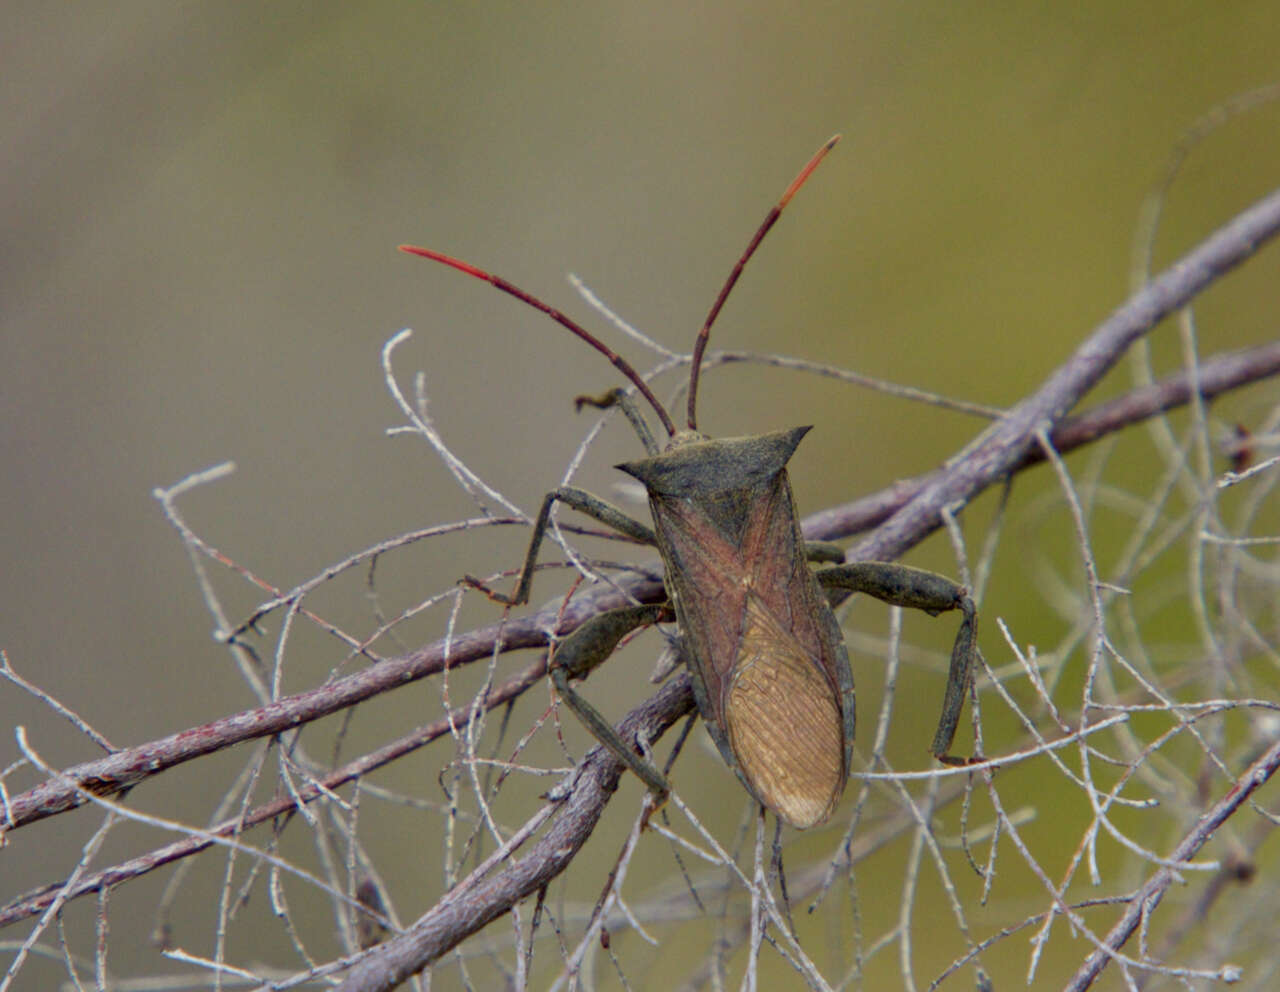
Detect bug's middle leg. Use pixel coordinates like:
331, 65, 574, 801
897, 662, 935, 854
817, 561, 978, 762
549, 602, 673, 798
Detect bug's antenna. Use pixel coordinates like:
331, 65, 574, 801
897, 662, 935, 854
398, 245, 679, 437
686, 134, 841, 432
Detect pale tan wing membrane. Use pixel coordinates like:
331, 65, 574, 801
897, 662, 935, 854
725, 593, 844, 828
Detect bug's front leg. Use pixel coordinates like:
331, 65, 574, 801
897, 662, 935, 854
549, 602, 674, 799
817, 561, 978, 763
465, 487, 656, 605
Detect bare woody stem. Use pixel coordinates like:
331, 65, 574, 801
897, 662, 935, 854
2, 185, 1279, 990
804, 339, 1280, 542
4, 185, 1280, 843
2, 340, 1275, 849
846, 182, 1280, 566
0, 336, 1273, 934
0, 186, 1276, 947
1064, 736, 1280, 991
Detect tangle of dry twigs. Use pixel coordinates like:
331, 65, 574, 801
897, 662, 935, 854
3, 170, 1280, 992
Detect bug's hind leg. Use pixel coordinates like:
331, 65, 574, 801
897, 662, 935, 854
549, 602, 674, 799
817, 561, 978, 762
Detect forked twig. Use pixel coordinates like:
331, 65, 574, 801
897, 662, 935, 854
1, 166, 1278, 992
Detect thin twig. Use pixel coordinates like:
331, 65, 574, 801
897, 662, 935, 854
1063, 736, 1280, 991
5, 340, 1276, 839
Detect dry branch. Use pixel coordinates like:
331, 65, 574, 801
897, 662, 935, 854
4, 337, 1277, 846
2, 183, 1279, 991
1064, 736, 1280, 990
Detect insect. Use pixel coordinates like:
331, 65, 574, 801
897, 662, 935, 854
400, 135, 977, 829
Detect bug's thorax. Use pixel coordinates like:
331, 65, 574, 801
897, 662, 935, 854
616, 425, 813, 499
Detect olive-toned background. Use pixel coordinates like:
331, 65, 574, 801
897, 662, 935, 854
3, 3, 1278, 988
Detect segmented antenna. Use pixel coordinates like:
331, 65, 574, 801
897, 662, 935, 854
399, 134, 840, 440
397, 244, 679, 437
686, 133, 840, 431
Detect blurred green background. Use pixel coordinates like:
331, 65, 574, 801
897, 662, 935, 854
3, 2, 1278, 988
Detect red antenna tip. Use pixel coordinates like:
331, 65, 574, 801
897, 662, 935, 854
399, 245, 493, 281
778, 133, 841, 210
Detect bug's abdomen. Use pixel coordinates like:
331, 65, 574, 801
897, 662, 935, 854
724, 592, 845, 828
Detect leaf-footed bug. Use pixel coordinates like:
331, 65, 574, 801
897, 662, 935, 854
400, 135, 978, 829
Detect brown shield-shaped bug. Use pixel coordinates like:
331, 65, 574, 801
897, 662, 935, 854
401, 136, 977, 828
